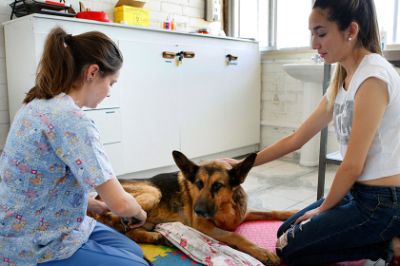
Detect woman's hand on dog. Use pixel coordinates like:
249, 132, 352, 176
127, 209, 147, 229
219, 157, 243, 166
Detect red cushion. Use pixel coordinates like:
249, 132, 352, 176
235, 220, 282, 252
235, 220, 366, 266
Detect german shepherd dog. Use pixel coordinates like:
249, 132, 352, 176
89, 151, 295, 265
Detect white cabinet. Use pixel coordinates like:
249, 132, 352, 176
221, 45, 261, 149
179, 42, 260, 158
178, 42, 228, 158
3, 14, 260, 177
85, 108, 122, 145
118, 40, 180, 172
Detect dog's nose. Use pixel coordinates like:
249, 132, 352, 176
194, 208, 210, 218
194, 205, 213, 218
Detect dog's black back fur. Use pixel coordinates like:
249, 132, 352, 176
148, 172, 184, 213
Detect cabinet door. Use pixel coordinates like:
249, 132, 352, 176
118, 40, 180, 173
178, 43, 228, 158
179, 41, 260, 158
222, 43, 261, 147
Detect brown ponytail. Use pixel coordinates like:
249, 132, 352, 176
23, 26, 123, 104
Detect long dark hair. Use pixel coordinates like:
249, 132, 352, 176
24, 27, 123, 103
313, 0, 382, 109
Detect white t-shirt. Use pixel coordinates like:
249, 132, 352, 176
333, 53, 400, 181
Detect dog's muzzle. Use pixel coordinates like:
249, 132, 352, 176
120, 217, 141, 232
194, 203, 216, 218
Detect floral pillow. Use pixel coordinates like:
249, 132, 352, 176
155, 222, 264, 266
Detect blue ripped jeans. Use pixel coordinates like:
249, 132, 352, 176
277, 183, 400, 265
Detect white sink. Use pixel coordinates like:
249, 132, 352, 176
282, 63, 327, 167
283, 63, 324, 84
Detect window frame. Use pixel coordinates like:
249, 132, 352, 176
231, 0, 400, 51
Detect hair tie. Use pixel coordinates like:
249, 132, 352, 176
64, 34, 73, 45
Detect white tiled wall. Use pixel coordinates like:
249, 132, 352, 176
260, 49, 339, 160
0, 0, 219, 149
66, 0, 209, 31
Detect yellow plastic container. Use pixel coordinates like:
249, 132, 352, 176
114, 6, 150, 26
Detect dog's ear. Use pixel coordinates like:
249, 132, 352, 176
229, 153, 257, 187
172, 150, 199, 183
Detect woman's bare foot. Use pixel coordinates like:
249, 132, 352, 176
389, 237, 400, 266
393, 237, 400, 256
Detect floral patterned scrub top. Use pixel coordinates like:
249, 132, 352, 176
0, 93, 114, 265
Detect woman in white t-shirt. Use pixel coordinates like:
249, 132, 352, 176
225, 0, 400, 265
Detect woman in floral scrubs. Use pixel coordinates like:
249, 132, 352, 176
0, 27, 148, 266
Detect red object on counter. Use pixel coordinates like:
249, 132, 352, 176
45, 1, 65, 6
76, 11, 110, 22
197, 29, 209, 34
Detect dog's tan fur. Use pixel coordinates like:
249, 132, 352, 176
89, 151, 296, 265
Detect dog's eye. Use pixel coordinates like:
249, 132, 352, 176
195, 180, 204, 190
211, 182, 223, 192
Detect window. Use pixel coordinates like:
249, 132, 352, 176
374, 0, 399, 44
237, 0, 269, 46
236, 0, 313, 49
234, 0, 400, 50
276, 0, 312, 49
238, 0, 259, 39
258, 0, 269, 47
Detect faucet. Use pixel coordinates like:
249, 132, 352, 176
311, 54, 323, 64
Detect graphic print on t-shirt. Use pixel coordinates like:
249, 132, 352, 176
334, 100, 354, 145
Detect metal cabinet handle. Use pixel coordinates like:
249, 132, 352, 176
163, 51, 195, 59
226, 54, 238, 61
183, 51, 195, 58
162, 51, 176, 59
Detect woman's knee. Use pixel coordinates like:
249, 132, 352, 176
277, 223, 289, 237
91, 222, 144, 258
128, 240, 145, 258
39, 251, 149, 266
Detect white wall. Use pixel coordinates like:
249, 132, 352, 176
0, 1, 10, 149
92, 0, 212, 32
0, 0, 219, 149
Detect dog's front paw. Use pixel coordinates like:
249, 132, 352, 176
264, 252, 280, 266
251, 247, 280, 266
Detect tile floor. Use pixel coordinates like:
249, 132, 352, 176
243, 159, 337, 211
243, 159, 385, 266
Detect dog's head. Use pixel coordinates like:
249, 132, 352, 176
172, 150, 256, 219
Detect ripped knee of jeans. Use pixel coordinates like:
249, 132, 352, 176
276, 230, 288, 251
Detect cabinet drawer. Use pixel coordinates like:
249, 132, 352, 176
96, 85, 121, 109
103, 142, 125, 176
84, 108, 122, 144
